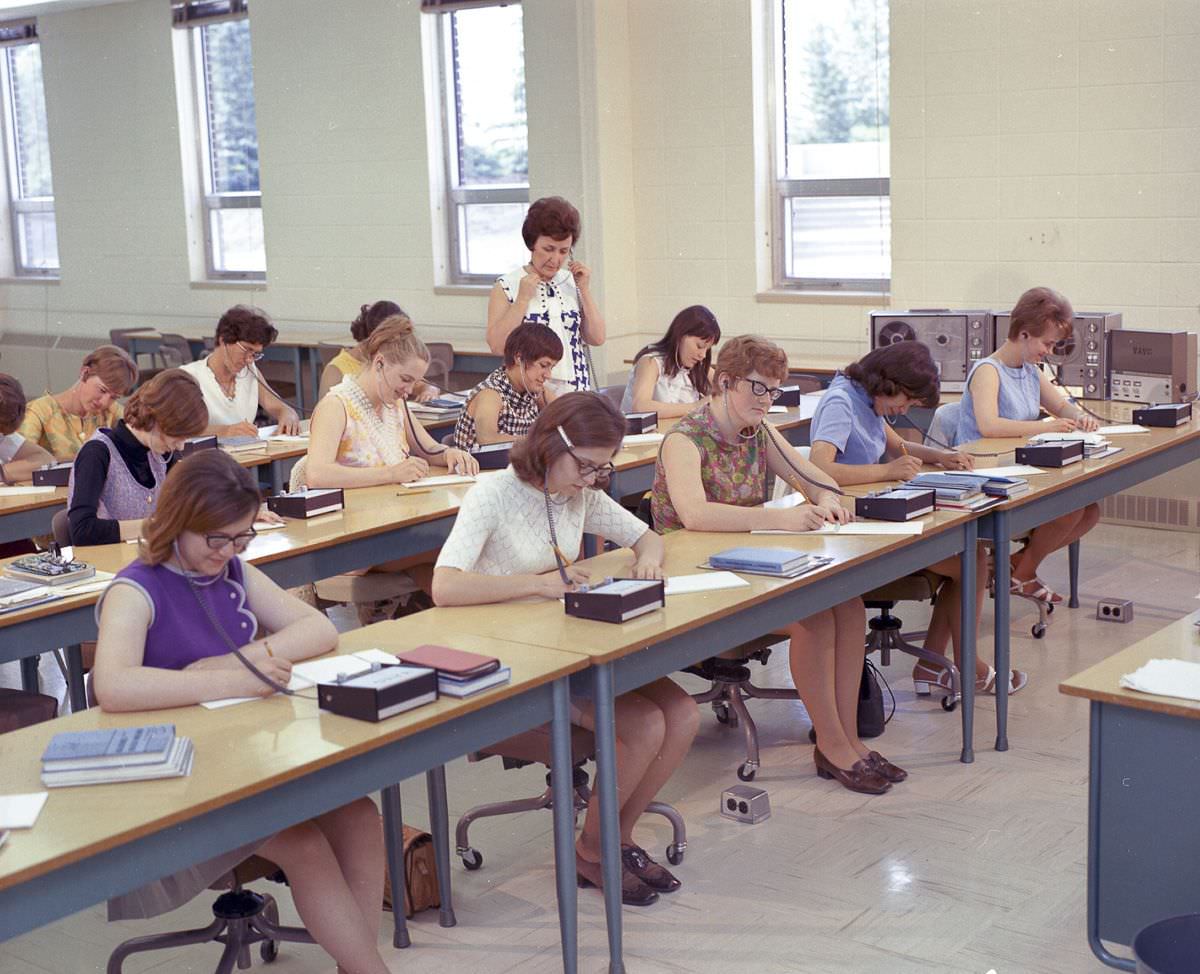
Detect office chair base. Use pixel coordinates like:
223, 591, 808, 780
693, 672, 800, 781
866, 614, 962, 712
107, 891, 314, 974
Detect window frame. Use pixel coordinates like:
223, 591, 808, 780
0, 29, 59, 279
434, 4, 529, 287
184, 7, 265, 282
768, 0, 890, 294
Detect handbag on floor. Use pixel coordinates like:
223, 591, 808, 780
857, 658, 890, 739
382, 825, 440, 918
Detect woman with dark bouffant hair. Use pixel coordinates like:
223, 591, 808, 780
808, 341, 1004, 700
622, 305, 721, 417
181, 305, 301, 438
92, 450, 392, 974
66, 369, 208, 546
486, 196, 605, 392
434, 392, 697, 907
317, 300, 437, 403
957, 286, 1100, 607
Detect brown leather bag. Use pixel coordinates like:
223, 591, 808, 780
382, 825, 440, 918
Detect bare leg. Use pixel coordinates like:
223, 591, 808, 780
919, 551, 990, 680
1013, 504, 1098, 582
616, 678, 699, 843
830, 599, 872, 761
574, 691, 665, 861
258, 812, 391, 974
786, 608, 861, 770
311, 799, 386, 944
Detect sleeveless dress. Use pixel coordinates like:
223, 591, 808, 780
329, 376, 409, 468
67, 428, 168, 520
956, 356, 1041, 446
497, 266, 590, 390
620, 352, 702, 413
452, 367, 541, 451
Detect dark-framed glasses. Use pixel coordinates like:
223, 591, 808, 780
204, 529, 258, 552
738, 377, 783, 401
556, 426, 615, 482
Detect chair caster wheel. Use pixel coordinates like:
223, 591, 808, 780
941, 696, 958, 712
461, 848, 483, 871
261, 940, 279, 962
737, 763, 756, 782
1032, 623, 1047, 639
1046, 603, 1055, 615
713, 703, 737, 727
666, 843, 684, 866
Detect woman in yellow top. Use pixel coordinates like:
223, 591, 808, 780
19, 345, 139, 459
318, 300, 438, 402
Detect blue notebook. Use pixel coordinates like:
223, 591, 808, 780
42, 724, 176, 770
709, 547, 814, 575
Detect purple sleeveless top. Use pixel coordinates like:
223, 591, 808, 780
97, 557, 259, 669
67, 428, 168, 521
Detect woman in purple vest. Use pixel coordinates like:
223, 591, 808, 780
66, 369, 208, 546
93, 450, 391, 974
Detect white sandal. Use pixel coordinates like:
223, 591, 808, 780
914, 663, 1028, 698
977, 664, 1029, 695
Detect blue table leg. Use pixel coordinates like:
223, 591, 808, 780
551, 678, 579, 974
65, 645, 87, 712
307, 347, 322, 414
289, 347, 304, 414
424, 765, 456, 928
1086, 701, 1135, 971
1068, 539, 1081, 609
380, 784, 411, 948
19, 655, 38, 693
959, 518, 977, 764
592, 662, 625, 974
993, 508, 1011, 752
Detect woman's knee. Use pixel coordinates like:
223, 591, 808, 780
330, 797, 382, 838
615, 691, 666, 747
1081, 502, 1101, 531
658, 685, 700, 743
832, 597, 865, 628
267, 820, 330, 867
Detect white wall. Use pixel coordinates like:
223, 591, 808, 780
4, 0, 1200, 394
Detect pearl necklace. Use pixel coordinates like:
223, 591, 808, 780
345, 377, 406, 466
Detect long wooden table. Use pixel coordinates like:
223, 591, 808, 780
1060, 611, 1200, 970
0, 615, 590, 971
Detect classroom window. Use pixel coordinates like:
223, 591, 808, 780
772, 0, 889, 292
0, 29, 59, 277
178, 2, 265, 280
432, 2, 529, 285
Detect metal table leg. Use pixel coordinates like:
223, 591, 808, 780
959, 518, 977, 764
1068, 539, 1081, 609
551, 678, 579, 974
591, 662, 625, 974
19, 655, 39, 693
380, 784, 411, 948
424, 766, 456, 927
65, 645, 87, 712
992, 508, 1011, 752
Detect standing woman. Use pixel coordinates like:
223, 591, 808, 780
92, 450, 391, 974
487, 196, 605, 392
433, 393, 698, 906
956, 286, 1100, 605
807, 342, 1021, 697
451, 322, 562, 452
181, 305, 301, 438
67, 369, 208, 546
621, 305, 720, 417
19, 345, 138, 460
654, 335, 904, 795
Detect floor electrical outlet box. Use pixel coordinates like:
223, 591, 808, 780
1096, 598, 1133, 623
720, 785, 771, 824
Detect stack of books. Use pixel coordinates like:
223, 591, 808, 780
410, 392, 467, 419
396, 644, 511, 698
217, 434, 268, 453
707, 547, 832, 578
904, 473, 998, 512
909, 471, 1030, 501
41, 724, 194, 788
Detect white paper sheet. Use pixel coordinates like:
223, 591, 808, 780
1086, 446, 1122, 461
664, 572, 751, 596
251, 520, 287, 531
974, 464, 1051, 477
763, 492, 807, 510
0, 792, 48, 829
1030, 431, 1107, 445
0, 486, 56, 495
398, 474, 476, 489
201, 650, 403, 708
753, 521, 925, 536
622, 433, 665, 447
1097, 425, 1150, 435
768, 405, 788, 413
1120, 658, 1200, 702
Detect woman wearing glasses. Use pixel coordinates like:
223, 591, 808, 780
66, 369, 208, 546
181, 305, 302, 438
92, 450, 393, 974
653, 335, 905, 795
433, 393, 698, 907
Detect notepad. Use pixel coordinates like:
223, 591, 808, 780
200, 649, 402, 709
0, 486, 56, 496
974, 464, 1050, 477
1096, 424, 1150, 435
752, 521, 925, 536
622, 432, 665, 447
664, 572, 751, 596
1120, 658, 1200, 702
0, 792, 48, 829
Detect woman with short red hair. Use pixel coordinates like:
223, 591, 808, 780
486, 196, 606, 392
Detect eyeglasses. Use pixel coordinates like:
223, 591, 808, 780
556, 426, 615, 483
236, 342, 266, 362
737, 377, 784, 402
204, 529, 257, 552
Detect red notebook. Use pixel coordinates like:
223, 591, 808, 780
396, 644, 501, 680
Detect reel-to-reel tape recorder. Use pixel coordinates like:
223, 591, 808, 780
868, 310, 994, 392
993, 311, 1122, 398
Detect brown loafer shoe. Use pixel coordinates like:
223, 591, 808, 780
865, 750, 908, 783
814, 748, 891, 795
622, 844, 681, 893
576, 852, 659, 906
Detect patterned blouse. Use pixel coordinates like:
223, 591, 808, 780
497, 266, 591, 391
452, 367, 542, 451
328, 376, 409, 468
18, 394, 124, 461
650, 404, 771, 533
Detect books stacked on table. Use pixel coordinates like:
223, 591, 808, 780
41, 724, 194, 788
217, 434, 268, 453
1027, 431, 1113, 458
396, 644, 511, 698
707, 547, 833, 578
4, 552, 96, 586
907, 472, 1030, 510
410, 392, 467, 418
